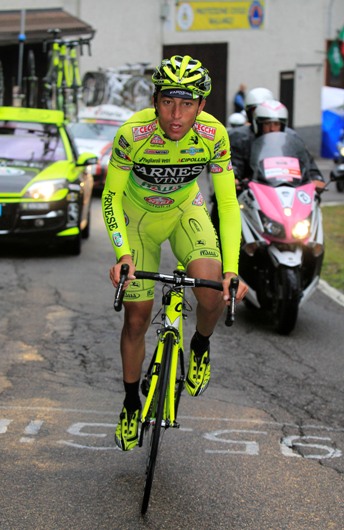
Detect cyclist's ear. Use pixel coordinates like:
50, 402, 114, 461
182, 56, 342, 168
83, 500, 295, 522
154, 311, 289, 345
197, 97, 206, 115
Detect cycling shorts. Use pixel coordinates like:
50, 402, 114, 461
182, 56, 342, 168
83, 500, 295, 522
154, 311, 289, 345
122, 189, 221, 302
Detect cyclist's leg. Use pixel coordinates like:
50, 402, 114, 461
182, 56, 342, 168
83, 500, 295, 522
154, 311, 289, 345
121, 299, 153, 384
115, 298, 153, 451
170, 190, 224, 396
115, 199, 166, 450
187, 257, 224, 335
170, 189, 224, 332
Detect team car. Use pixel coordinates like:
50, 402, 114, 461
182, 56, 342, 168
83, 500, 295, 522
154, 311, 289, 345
68, 104, 134, 191
0, 107, 97, 255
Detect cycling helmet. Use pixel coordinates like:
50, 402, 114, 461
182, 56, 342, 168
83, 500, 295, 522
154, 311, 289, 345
152, 55, 212, 99
227, 112, 246, 128
253, 99, 288, 135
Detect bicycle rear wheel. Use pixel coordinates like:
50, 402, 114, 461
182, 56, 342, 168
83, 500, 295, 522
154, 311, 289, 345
141, 332, 173, 515
24, 50, 38, 108
82, 71, 106, 106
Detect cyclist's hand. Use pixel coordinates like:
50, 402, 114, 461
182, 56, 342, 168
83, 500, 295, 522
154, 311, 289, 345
109, 256, 136, 289
222, 272, 248, 304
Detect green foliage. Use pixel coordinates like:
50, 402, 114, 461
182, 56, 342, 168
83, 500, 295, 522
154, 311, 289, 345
321, 205, 344, 292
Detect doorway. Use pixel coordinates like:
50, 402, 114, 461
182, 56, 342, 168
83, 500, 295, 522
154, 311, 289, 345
162, 43, 228, 125
280, 70, 294, 129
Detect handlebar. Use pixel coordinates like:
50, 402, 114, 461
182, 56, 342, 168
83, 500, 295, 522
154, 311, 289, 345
113, 264, 239, 327
43, 29, 95, 54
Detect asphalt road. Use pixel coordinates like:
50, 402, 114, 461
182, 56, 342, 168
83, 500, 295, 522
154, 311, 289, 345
0, 187, 344, 529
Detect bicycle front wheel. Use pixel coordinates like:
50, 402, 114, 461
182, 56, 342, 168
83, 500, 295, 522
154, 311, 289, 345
141, 332, 173, 516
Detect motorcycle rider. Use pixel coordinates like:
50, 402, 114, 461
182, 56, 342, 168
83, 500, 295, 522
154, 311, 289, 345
210, 87, 274, 229
229, 87, 275, 181
252, 99, 326, 191
211, 95, 325, 235
227, 111, 247, 132
230, 88, 325, 188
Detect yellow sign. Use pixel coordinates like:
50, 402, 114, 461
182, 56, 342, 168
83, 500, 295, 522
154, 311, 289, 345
176, 1, 265, 31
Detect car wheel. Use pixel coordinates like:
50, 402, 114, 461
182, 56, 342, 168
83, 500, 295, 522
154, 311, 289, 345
336, 180, 344, 192
65, 232, 82, 256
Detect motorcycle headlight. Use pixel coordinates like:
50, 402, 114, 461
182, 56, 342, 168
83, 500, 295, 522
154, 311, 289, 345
339, 146, 344, 157
24, 179, 67, 200
291, 219, 310, 239
259, 212, 285, 237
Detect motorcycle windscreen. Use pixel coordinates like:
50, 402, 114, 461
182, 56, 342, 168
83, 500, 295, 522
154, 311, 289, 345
250, 131, 310, 186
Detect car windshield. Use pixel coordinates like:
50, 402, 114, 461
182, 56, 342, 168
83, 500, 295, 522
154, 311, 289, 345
69, 121, 119, 142
0, 121, 66, 163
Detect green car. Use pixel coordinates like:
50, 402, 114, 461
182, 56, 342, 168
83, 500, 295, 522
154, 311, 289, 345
0, 107, 97, 255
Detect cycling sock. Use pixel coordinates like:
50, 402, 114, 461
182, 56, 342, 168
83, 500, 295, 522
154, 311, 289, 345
123, 380, 142, 412
191, 329, 212, 358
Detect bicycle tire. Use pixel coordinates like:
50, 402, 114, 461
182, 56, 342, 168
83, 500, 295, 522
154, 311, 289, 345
82, 71, 106, 106
141, 332, 173, 515
42, 50, 56, 109
26, 50, 38, 108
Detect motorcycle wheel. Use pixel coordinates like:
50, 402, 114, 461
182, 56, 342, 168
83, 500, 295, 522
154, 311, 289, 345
272, 267, 300, 335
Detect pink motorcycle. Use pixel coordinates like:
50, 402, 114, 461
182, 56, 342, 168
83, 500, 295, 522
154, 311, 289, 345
238, 132, 325, 334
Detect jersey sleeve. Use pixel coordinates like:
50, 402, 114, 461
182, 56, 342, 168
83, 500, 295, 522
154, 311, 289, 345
209, 124, 241, 274
101, 124, 133, 260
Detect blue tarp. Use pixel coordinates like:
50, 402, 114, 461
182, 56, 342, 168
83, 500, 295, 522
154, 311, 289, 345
321, 107, 344, 158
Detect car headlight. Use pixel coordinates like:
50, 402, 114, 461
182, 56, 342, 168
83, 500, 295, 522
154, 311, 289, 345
24, 179, 67, 200
339, 145, 344, 157
291, 219, 311, 239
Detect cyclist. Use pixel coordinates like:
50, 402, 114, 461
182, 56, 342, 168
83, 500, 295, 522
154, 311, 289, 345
102, 55, 248, 451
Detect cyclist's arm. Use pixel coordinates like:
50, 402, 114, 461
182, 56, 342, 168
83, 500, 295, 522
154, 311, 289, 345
210, 129, 241, 275
102, 131, 133, 261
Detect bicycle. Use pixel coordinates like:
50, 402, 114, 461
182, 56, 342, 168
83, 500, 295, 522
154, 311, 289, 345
82, 62, 154, 111
42, 28, 94, 120
114, 263, 239, 515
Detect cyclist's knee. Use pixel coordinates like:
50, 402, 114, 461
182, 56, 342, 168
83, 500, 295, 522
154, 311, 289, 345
123, 301, 152, 332
198, 290, 224, 314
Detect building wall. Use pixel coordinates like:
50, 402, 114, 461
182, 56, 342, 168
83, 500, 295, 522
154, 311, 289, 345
2, 0, 344, 153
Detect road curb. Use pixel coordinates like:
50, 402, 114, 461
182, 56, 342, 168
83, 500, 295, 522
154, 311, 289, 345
318, 279, 344, 307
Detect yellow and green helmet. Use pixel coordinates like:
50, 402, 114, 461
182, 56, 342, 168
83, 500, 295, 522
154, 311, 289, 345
152, 55, 212, 100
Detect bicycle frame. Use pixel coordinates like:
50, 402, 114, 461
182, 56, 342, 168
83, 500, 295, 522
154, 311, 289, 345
140, 283, 186, 429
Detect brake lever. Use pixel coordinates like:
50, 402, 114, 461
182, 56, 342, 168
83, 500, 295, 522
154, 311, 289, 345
113, 263, 129, 312
225, 277, 239, 327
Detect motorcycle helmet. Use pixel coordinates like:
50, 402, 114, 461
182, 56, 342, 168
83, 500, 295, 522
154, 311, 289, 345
152, 55, 212, 99
253, 99, 288, 135
245, 87, 274, 123
227, 112, 246, 128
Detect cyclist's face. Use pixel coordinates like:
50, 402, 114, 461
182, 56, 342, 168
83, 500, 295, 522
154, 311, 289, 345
156, 94, 206, 141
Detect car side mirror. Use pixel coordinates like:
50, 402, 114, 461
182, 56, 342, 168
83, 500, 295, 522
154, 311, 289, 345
76, 152, 98, 166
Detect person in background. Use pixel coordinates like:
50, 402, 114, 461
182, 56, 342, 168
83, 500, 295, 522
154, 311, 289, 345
211, 96, 325, 234
210, 87, 273, 229
227, 111, 247, 133
233, 83, 246, 112
252, 100, 326, 191
229, 87, 274, 181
